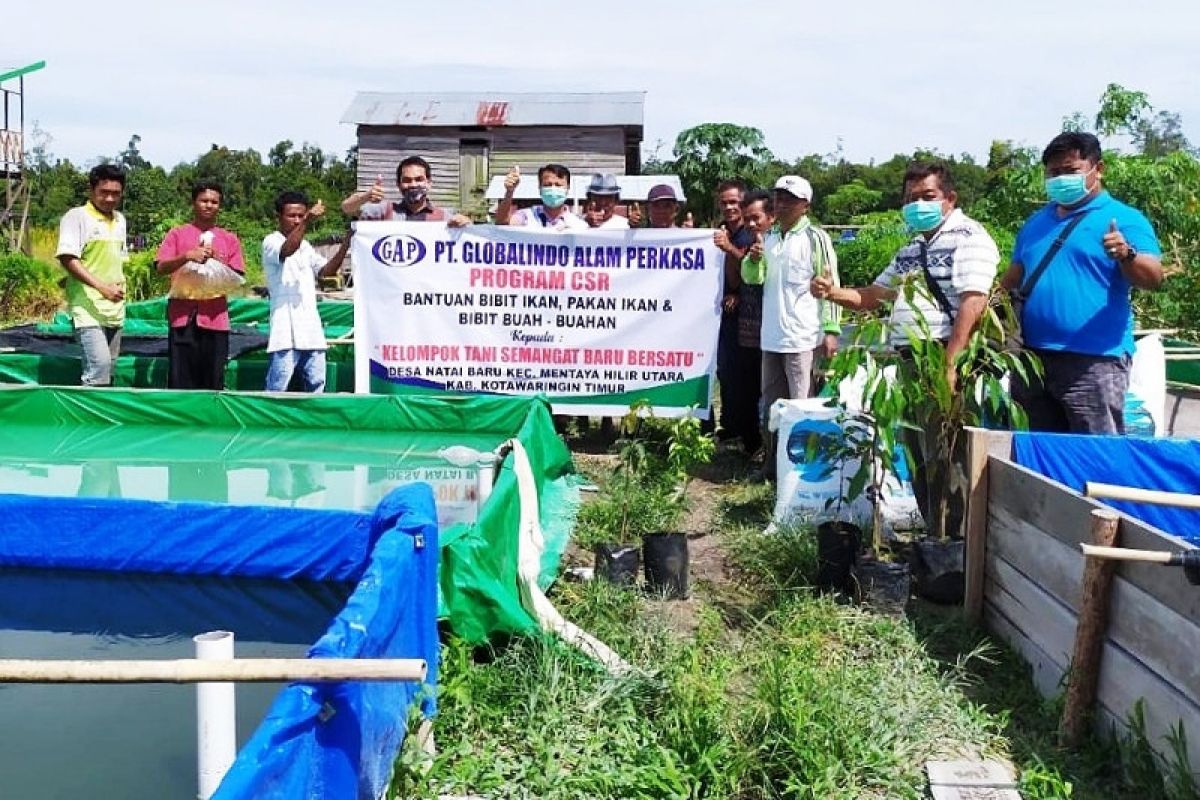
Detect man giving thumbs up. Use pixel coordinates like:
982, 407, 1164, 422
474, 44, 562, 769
1000, 131, 1164, 434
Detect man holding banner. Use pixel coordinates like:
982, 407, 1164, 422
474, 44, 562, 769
341, 156, 471, 226
496, 164, 588, 230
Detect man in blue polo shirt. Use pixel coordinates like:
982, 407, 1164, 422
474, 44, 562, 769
1001, 131, 1164, 434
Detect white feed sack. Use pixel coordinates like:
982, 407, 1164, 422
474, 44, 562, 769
1128, 333, 1166, 436
769, 385, 922, 533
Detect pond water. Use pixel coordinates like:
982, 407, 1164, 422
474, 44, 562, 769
0, 424, 506, 529
0, 568, 354, 800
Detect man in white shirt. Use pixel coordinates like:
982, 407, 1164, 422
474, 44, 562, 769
741, 175, 841, 479
496, 163, 588, 230
262, 191, 350, 392
812, 160, 1000, 528
812, 161, 999, 387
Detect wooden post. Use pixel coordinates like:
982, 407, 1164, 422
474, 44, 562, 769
963, 428, 1009, 625
1059, 509, 1121, 747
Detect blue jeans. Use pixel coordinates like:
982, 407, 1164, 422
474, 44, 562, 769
265, 349, 327, 393
76, 325, 122, 386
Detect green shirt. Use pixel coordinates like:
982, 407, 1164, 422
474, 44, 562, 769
56, 202, 129, 327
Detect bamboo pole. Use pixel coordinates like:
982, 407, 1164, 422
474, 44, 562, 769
1079, 544, 1173, 564
1060, 509, 1120, 747
0, 658, 426, 684
1085, 481, 1200, 510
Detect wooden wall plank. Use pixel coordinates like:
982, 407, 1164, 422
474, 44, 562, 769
984, 595, 1068, 698
985, 553, 1200, 772
989, 507, 1200, 708
988, 504, 1083, 609
989, 458, 1200, 619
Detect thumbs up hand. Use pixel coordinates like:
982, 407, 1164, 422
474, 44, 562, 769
748, 231, 764, 261
504, 165, 521, 194
1102, 217, 1131, 261
627, 201, 642, 227
367, 175, 386, 204
811, 275, 834, 299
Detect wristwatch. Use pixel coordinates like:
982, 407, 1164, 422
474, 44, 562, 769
1119, 245, 1138, 265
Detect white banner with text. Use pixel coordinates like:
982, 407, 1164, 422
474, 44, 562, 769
352, 222, 722, 417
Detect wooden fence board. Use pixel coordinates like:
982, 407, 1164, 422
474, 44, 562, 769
989, 458, 1200, 620
983, 595, 1067, 699
989, 504, 1200, 708
986, 553, 1200, 772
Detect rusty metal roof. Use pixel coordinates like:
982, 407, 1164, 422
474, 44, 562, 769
341, 91, 645, 128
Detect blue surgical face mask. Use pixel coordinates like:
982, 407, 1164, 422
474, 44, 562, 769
1045, 168, 1095, 206
902, 200, 945, 232
540, 186, 568, 208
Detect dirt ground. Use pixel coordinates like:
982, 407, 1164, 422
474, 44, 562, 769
567, 435, 757, 636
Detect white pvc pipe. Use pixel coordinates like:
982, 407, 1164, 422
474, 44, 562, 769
476, 454, 498, 510
1086, 481, 1200, 509
195, 630, 236, 800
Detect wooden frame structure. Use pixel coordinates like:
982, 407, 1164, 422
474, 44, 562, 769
0, 60, 44, 252
962, 427, 1199, 773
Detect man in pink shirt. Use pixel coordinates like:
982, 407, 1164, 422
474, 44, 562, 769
155, 181, 246, 389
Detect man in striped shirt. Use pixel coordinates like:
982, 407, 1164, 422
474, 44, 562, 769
812, 161, 999, 527
812, 161, 999, 388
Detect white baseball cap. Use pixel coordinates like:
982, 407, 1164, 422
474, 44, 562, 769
774, 175, 813, 201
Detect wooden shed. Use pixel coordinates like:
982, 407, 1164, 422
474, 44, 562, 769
341, 91, 645, 218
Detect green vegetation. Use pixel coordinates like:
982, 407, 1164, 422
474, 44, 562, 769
0, 252, 60, 322
392, 477, 1194, 799
574, 403, 714, 548
2, 132, 357, 323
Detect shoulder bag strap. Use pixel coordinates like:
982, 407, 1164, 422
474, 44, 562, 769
917, 240, 956, 322
1018, 211, 1091, 299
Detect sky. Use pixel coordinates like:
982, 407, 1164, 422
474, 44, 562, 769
4, 0, 1198, 170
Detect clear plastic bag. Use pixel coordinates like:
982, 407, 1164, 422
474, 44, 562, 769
169, 258, 245, 300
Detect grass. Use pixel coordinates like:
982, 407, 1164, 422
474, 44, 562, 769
392, 471, 1199, 799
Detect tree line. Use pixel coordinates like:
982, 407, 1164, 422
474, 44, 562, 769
7, 83, 1199, 336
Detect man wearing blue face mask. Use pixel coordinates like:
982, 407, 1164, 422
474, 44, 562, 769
813, 162, 998, 524
1000, 132, 1163, 434
812, 161, 999, 389
496, 163, 588, 231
